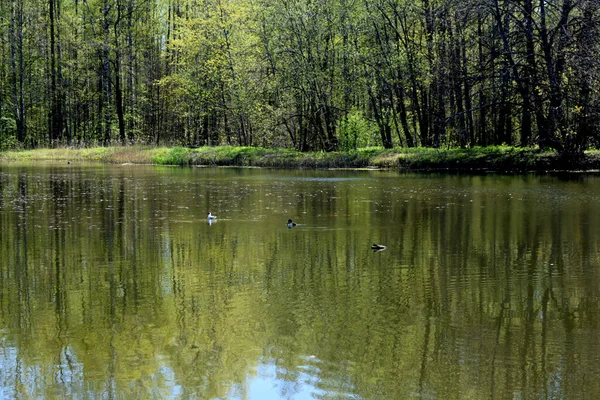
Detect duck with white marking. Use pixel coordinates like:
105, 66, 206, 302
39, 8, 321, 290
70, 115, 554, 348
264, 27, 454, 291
371, 243, 386, 251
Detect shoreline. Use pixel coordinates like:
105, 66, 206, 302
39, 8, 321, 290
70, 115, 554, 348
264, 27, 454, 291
1, 145, 600, 173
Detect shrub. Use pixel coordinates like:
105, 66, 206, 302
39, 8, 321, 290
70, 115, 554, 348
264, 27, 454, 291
336, 110, 378, 151
0, 117, 18, 151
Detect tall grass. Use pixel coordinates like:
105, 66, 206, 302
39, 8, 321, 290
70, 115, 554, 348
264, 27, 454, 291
0, 145, 594, 171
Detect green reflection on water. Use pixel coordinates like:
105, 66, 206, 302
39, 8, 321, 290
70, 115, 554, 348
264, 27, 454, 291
1, 164, 599, 399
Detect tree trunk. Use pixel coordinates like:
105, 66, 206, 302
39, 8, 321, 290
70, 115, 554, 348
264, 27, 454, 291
10, 0, 26, 144
102, 0, 112, 145
368, 85, 393, 148
477, 17, 487, 145
394, 85, 414, 146
127, 0, 135, 135
115, 53, 126, 144
49, 0, 64, 144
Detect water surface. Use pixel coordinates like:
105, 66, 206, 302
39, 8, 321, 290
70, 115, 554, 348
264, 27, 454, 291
1, 163, 599, 399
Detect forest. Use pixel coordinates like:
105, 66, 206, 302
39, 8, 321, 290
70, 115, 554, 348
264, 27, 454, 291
1, 0, 599, 156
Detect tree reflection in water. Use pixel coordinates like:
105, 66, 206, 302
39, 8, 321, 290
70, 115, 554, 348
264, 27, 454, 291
0, 165, 599, 399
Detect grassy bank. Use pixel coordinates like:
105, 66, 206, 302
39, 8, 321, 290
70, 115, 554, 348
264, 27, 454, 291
1, 145, 599, 172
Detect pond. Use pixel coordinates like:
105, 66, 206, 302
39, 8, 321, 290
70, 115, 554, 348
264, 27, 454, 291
1, 163, 599, 399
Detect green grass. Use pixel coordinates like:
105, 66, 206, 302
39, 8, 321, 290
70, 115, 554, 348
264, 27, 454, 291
1, 145, 598, 171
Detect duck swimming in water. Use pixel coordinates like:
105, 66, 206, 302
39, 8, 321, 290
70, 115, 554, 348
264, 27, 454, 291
287, 219, 297, 228
371, 243, 386, 251
207, 212, 217, 220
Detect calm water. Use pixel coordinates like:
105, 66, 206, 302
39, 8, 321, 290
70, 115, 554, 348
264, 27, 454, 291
1, 163, 599, 399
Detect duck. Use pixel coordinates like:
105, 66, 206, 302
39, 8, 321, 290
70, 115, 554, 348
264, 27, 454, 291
371, 243, 386, 251
207, 212, 217, 220
287, 219, 297, 228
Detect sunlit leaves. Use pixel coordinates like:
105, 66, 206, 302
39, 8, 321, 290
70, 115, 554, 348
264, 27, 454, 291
0, 0, 599, 150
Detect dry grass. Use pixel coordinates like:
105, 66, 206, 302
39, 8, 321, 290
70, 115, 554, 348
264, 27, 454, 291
0, 146, 156, 164
2, 145, 598, 171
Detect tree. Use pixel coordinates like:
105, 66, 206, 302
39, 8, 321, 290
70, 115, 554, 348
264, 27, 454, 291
9, 0, 26, 143
0, 0, 598, 153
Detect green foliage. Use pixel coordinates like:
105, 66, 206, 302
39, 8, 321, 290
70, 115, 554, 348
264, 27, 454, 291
0, 117, 18, 151
3, 145, 595, 171
0, 0, 599, 154
151, 147, 195, 166
336, 110, 379, 151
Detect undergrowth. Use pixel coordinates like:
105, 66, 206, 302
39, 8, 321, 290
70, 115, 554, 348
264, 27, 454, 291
1, 145, 596, 171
